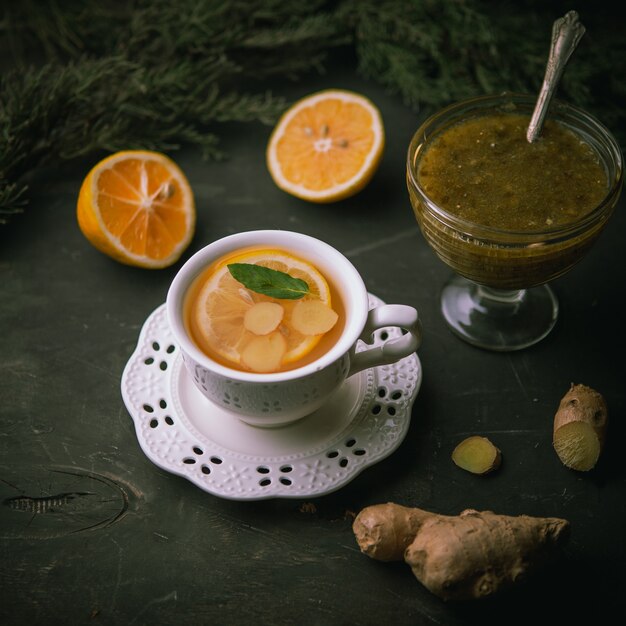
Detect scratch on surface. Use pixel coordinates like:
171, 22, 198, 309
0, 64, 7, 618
37, 440, 55, 463
454, 429, 540, 436
79, 401, 88, 422
418, 609, 445, 625
30, 422, 54, 436
130, 590, 178, 624
60, 441, 74, 460
383, 586, 404, 600
454, 388, 518, 398
506, 354, 531, 400
340, 543, 363, 554
344, 229, 419, 259
67, 355, 119, 381
109, 537, 124, 611
117, 405, 128, 427
0, 363, 38, 380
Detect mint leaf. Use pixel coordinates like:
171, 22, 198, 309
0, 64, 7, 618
227, 263, 310, 299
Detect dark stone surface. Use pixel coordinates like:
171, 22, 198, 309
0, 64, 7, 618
1, 58, 625, 626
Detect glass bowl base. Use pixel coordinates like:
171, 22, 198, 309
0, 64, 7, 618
440, 275, 559, 351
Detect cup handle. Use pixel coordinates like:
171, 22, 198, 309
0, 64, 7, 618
347, 304, 422, 377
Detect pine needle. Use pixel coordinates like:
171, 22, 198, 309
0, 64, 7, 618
0, 0, 622, 224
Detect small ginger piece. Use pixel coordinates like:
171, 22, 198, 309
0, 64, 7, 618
553, 383, 607, 471
291, 299, 338, 335
353, 503, 570, 602
243, 302, 284, 335
452, 436, 501, 475
240, 332, 286, 372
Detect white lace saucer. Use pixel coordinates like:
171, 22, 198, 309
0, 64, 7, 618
121, 295, 422, 500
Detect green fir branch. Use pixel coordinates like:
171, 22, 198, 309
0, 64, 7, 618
0, 0, 623, 224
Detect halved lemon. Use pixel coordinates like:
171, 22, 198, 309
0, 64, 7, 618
190, 248, 337, 372
266, 89, 384, 203
77, 150, 195, 268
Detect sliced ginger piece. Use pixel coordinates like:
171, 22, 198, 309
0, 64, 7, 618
291, 299, 338, 335
243, 302, 284, 335
553, 383, 607, 471
240, 332, 287, 373
553, 421, 601, 471
452, 436, 502, 475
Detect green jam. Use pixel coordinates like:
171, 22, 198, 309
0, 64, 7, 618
418, 113, 608, 231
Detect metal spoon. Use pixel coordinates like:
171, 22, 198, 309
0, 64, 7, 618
526, 11, 585, 143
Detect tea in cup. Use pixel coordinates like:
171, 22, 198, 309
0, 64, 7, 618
166, 230, 421, 427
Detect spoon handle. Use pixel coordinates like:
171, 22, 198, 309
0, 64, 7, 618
526, 11, 585, 143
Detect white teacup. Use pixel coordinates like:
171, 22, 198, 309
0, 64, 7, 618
166, 230, 421, 427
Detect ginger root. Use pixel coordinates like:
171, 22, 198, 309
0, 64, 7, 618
553, 383, 607, 471
452, 436, 501, 475
353, 503, 569, 601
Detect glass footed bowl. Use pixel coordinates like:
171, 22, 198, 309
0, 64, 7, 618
406, 93, 623, 351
